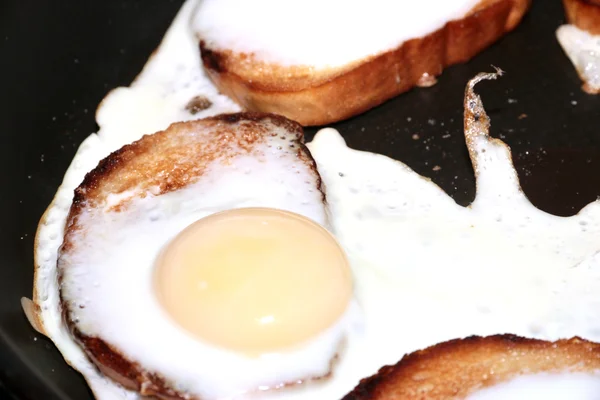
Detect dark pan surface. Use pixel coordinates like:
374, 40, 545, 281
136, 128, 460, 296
1, 1, 599, 399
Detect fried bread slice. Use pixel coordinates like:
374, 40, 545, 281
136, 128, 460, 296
51, 113, 327, 399
196, 0, 531, 126
342, 335, 600, 400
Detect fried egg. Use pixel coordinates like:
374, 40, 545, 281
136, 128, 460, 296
27, 0, 600, 398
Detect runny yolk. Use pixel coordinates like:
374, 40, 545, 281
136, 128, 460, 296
154, 207, 352, 356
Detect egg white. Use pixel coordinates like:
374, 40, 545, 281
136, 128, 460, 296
310, 126, 600, 346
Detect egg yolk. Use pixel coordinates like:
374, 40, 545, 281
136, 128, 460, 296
154, 208, 352, 355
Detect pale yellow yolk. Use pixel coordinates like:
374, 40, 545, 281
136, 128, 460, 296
154, 208, 352, 355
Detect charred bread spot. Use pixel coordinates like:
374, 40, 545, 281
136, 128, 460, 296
200, 41, 226, 73
342, 334, 600, 400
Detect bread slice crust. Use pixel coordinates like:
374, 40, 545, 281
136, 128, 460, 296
56, 113, 323, 399
563, 0, 600, 35
342, 335, 600, 400
200, 0, 531, 126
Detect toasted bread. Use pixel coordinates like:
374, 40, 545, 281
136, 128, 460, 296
57, 113, 324, 399
563, 0, 600, 35
198, 0, 531, 126
342, 335, 600, 400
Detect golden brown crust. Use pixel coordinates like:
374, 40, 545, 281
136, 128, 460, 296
71, 112, 303, 209
342, 335, 600, 400
563, 0, 600, 35
200, 0, 531, 126
57, 112, 323, 399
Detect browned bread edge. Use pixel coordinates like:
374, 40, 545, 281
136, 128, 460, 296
200, 0, 531, 126
342, 334, 600, 400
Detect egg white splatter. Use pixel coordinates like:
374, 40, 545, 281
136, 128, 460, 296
297, 75, 600, 398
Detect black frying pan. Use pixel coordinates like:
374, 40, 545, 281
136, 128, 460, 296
1, 1, 599, 399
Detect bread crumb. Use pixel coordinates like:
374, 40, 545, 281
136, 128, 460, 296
412, 134, 420, 140
185, 95, 213, 114
518, 113, 527, 120
417, 73, 437, 87
432, 165, 441, 171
